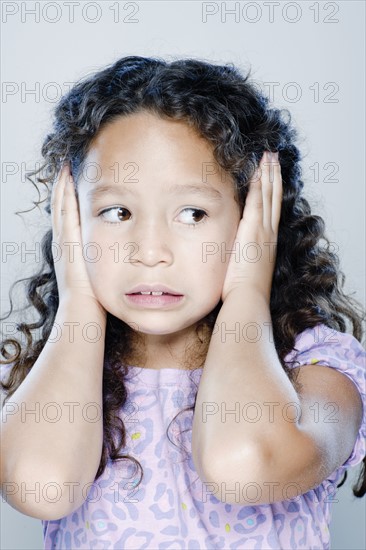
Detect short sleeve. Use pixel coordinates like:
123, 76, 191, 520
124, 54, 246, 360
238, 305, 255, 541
284, 323, 366, 473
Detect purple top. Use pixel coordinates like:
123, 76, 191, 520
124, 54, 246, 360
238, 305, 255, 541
2, 324, 365, 549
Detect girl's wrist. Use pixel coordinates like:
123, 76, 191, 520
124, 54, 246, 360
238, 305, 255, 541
57, 293, 107, 322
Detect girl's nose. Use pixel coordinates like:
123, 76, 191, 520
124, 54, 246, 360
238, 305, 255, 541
130, 222, 174, 266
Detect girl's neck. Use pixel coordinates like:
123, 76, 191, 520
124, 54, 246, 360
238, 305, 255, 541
127, 324, 210, 371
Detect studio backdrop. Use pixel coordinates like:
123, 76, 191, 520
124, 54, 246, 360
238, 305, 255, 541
1, 1, 365, 549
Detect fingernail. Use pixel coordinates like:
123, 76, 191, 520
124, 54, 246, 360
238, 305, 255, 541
268, 151, 279, 163
58, 162, 67, 176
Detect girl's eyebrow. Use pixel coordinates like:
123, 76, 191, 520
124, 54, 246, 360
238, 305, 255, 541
87, 182, 224, 203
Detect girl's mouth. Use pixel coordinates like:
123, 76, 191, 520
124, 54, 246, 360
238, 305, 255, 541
125, 292, 184, 308
132, 291, 171, 295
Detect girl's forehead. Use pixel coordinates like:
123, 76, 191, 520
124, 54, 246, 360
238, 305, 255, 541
88, 112, 214, 158
85, 129, 229, 181
80, 113, 238, 198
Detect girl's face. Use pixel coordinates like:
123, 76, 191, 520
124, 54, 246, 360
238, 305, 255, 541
78, 111, 242, 337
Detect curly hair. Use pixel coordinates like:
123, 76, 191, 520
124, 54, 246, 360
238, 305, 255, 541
1, 55, 365, 498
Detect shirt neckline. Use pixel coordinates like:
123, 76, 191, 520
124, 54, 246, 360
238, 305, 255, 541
125, 364, 203, 388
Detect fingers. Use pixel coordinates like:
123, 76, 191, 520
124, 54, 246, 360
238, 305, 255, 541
51, 162, 80, 242
260, 152, 274, 226
246, 151, 283, 233
51, 163, 68, 239
271, 155, 283, 231
243, 165, 263, 223
61, 164, 80, 240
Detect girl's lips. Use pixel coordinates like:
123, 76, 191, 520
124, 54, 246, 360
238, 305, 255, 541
126, 284, 182, 295
125, 293, 184, 308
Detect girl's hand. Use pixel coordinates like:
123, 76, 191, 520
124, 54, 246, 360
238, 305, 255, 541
51, 162, 106, 311
221, 151, 283, 303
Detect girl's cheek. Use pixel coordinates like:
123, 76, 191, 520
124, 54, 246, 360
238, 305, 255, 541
82, 217, 104, 241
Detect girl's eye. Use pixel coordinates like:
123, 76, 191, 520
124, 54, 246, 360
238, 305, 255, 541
178, 208, 208, 228
98, 207, 208, 227
99, 207, 131, 224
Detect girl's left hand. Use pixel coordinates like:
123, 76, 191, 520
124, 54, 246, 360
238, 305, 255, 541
221, 151, 283, 303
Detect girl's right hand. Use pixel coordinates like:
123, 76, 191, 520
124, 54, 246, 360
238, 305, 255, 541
51, 162, 106, 313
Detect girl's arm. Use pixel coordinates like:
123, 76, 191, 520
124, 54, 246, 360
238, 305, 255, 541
191, 153, 363, 504
1, 163, 107, 521
1, 296, 106, 520
191, 287, 300, 476
191, 288, 362, 504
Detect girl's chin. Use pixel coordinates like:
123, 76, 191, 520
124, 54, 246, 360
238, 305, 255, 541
116, 317, 200, 337
106, 306, 205, 335
125, 324, 188, 336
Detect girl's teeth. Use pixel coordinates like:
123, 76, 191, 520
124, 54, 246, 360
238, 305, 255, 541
140, 291, 164, 295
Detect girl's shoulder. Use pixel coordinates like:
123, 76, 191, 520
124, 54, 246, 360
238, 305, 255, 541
284, 323, 365, 383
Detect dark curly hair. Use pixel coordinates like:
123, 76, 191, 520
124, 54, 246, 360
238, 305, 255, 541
1, 55, 365, 499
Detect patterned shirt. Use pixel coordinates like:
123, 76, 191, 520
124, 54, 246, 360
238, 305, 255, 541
2, 324, 365, 548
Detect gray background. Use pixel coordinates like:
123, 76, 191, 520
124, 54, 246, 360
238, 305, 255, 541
1, 1, 365, 548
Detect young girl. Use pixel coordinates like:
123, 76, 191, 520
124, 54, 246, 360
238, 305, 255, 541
1, 55, 365, 549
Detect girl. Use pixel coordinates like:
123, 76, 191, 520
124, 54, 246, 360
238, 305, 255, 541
1, 55, 365, 549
